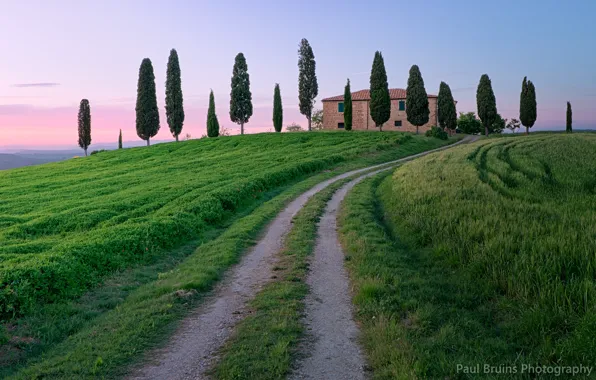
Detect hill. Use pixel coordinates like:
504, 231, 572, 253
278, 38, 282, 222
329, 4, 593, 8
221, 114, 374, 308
339, 133, 596, 377
0, 153, 53, 170
0, 131, 450, 320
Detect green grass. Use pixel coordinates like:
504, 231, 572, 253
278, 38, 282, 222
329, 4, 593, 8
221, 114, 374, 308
212, 177, 350, 380
0, 132, 452, 378
339, 133, 596, 379
0, 131, 445, 319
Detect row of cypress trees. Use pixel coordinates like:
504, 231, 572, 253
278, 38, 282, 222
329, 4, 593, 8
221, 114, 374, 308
341, 51, 541, 137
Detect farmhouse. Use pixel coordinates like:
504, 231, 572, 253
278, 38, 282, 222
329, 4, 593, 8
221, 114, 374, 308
322, 88, 440, 133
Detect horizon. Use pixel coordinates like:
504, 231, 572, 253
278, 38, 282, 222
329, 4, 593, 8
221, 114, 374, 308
1, 0, 595, 149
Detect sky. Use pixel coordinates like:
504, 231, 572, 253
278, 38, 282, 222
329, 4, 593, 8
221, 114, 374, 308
1, 0, 595, 149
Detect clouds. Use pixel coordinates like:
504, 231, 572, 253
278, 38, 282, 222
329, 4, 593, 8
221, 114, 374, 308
12, 82, 60, 88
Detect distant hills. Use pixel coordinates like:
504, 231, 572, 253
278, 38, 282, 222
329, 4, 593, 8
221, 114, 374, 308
0, 140, 171, 170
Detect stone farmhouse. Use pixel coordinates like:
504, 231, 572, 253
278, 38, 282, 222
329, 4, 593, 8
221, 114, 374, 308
322, 88, 442, 133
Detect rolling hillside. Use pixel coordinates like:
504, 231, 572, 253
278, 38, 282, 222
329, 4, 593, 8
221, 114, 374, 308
0, 132, 449, 320
339, 133, 596, 378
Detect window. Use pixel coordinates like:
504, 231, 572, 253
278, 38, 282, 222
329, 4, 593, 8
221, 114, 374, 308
338, 123, 345, 129
338, 102, 344, 112
398, 100, 405, 111
394, 120, 402, 127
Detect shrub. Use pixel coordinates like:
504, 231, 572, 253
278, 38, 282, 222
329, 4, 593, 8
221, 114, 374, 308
90, 149, 108, 155
425, 126, 448, 140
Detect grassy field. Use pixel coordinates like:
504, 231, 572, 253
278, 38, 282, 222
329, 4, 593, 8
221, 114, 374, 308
0, 131, 447, 319
0, 131, 453, 378
339, 133, 596, 379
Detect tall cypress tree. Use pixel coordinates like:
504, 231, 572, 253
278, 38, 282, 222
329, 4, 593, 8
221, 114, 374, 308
437, 81, 457, 134
476, 74, 497, 136
118, 129, 123, 149
273, 83, 283, 133
298, 38, 318, 131
406, 65, 429, 135
207, 90, 220, 138
344, 79, 352, 131
230, 53, 253, 135
77, 99, 91, 156
136, 58, 160, 146
166, 48, 184, 142
566, 102, 572, 133
527, 80, 537, 134
369, 51, 390, 131
520, 77, 537, 134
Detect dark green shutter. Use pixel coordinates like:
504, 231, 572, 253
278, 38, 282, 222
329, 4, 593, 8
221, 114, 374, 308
338, 102, 344, 112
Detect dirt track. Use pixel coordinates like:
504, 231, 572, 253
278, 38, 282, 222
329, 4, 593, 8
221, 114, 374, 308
128, 137, 473, 380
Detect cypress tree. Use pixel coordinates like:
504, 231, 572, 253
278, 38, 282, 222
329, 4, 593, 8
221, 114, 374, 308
136, 58, 160, 146
344, 79, 353, 131
273, 83, 283, 132
166, 48, 184, 141
476, 74, 497, 136
437, 81, 457, 135
118, 129, 123, 149
520, 77, 537, 134
527, 80, 537, 134
77, 99, 91, 156
230, 52, 253, 135
298, 38, 318, 131
566, 102, 572, 133
406, 65, 430, 135
369, 51, 390, 131
207, 90, 220, 138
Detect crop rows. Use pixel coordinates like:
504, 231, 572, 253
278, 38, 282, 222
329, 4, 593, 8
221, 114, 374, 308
382, 133, 596, 363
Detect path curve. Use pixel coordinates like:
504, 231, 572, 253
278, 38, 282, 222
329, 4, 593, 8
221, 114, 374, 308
291, 135, 478, 379
128, 137, 472, 380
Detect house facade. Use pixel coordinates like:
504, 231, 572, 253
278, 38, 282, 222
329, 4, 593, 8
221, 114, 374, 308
322, 88, 439, 133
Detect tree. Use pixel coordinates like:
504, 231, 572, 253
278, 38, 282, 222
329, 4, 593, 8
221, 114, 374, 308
77, 99, 91, 156
136, 58, 160, 146
369, 51, 390, 131
506, 118, 521, 134
273, 83, 283, 132
520, 77, 537, 134
165, 48, 184, 142
311, 109, 323, 130
457, 112, 482, 134
343, 79, 353, 131
207, 90, 220, 137
118, 129, 123, 149
476, 74, 497, 137
230, 53, 253, 135
406, 65, 430, 135
566, 102, 572, 133
437, 81, 457, 135
298, 38, 318, 131
490, 113, 506, 134
286, 123, 303, 132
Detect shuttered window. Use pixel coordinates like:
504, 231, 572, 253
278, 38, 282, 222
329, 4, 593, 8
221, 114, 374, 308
338, 102, 344, 112
398, 100, 405, 111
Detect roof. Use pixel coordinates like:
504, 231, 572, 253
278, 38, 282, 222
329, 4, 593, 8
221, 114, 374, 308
321, 88, 437, 102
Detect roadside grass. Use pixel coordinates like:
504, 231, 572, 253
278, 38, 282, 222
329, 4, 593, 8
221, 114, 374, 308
4, 133, 454, 378
339, 133, 596, 379
0, 131, 444, 319
212, 177, 350, 380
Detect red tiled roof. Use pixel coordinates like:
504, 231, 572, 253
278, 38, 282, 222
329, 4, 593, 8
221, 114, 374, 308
322, 88, 437, 102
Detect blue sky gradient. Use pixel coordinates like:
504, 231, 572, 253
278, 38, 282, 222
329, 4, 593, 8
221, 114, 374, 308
0, 0, 594, 147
